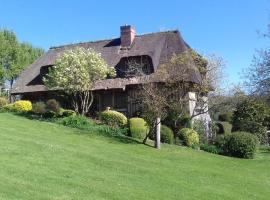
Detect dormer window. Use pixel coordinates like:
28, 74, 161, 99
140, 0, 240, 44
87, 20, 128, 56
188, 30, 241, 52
115, 55, 154, 78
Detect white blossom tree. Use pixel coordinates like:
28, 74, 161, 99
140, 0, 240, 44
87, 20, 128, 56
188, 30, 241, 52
44, 47, 116, 115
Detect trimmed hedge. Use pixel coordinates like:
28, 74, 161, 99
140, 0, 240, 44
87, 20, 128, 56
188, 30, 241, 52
179, 128, 199, 147
215, 132, 259, 159
100, 110, 127, 127
218, 113, 232, 122
215, 121, 232, 135
161, 125, 174, 144
129, 117, 149, 139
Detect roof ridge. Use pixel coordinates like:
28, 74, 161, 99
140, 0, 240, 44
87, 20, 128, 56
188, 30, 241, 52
50, 29, 179, 50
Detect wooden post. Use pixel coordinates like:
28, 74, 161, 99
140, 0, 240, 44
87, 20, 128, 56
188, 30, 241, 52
155, 117, 161, 149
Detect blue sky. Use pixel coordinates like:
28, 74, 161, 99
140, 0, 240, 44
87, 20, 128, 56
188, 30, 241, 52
0, 0, 269, 85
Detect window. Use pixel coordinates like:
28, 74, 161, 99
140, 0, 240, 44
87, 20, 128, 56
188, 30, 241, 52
115, 55, 154, 78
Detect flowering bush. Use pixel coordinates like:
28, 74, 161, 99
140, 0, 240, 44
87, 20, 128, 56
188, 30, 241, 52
179, 128, 199, 147
13, 100, 32, 111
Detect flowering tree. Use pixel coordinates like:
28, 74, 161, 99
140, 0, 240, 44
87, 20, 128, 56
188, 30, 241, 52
44, 47, 115, 115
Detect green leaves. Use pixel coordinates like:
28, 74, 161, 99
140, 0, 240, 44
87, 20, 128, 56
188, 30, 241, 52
0, 29, 44, 87
44, 47, 116, 92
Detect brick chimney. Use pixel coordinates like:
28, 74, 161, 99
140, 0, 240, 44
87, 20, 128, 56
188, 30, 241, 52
120, 25, 135, 47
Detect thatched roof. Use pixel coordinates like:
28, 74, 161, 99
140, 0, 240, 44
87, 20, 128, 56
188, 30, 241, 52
11, 30, 201, 94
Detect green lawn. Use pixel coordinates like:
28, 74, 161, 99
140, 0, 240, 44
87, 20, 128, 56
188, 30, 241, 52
0, 113, 270, 200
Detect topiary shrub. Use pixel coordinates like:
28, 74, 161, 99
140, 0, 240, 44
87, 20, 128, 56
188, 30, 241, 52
215, 121, 232, 135
100, 110, 127, 127
32, 102, 46, 114
129, 117, 149, 139
46, 99, 60, 113
179, 128, 199, 147
160, 125, 174, 144
215, 132, 259, 159
0, 97, 8, 108
13, 100, 32, 111
218, 113, 232, 122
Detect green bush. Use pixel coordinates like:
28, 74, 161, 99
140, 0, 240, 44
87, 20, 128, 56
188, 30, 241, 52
193, 119, 207, 143
160, 125, 174, 144
218, 113, 232, 122
236, 121, 267, 144
129, 117, 149, 139
59, 115, 94, 129
200, 143, 221, 154
179, 128, 199, 147
100, 110, 127, 127
43, 111, 56, 118
215, 132, 259, 159
32, 102, 46, 114
0, 97, 8, 108
46, 99, 60, 113
232, 99, 268, 144
215, 121, 232, 135
61, 109, 76, 117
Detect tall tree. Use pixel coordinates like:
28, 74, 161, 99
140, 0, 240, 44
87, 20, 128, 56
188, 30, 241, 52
0, 29, 44, 91
127, 50, 225, 148
245, 23, 270, 102
44, 47, 116, 115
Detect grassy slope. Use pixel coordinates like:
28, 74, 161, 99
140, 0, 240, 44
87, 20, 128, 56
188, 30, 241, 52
0, 113, 269, 200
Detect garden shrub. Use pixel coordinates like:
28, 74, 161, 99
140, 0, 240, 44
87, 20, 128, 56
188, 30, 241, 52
100, 110, 127, 127
215, 121, 232, 135
233, 120, 267, 144
179, 114, 192, 129
32, 102, 46, 114
46, 99, 60, 113
179, 128, 199, 147
59, 115, 94, 129
129, 117, 149, 139
43, 111, 56, 118
2, 103, 16, 112
13, 100, 32, 111
193, 119, 207, 143
60, 109, 76, 117
200, 143, 221, 154
0, 97, 8, 108
160, 125, 174, 144
218, 113, 232, 122
215, 132, 259, 159
232, 99, 268, 144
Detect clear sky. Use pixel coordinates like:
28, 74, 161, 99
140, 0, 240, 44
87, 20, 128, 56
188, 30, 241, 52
0, 0, 269, 85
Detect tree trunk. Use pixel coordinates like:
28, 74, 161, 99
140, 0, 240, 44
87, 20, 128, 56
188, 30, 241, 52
155, 117, 161, 149
9, 79, 14, 103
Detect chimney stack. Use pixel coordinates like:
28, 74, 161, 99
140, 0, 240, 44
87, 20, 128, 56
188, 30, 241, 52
120, 25, 135, 47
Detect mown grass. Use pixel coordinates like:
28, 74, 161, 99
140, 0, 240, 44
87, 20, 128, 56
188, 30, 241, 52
0, 113, 269, 200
